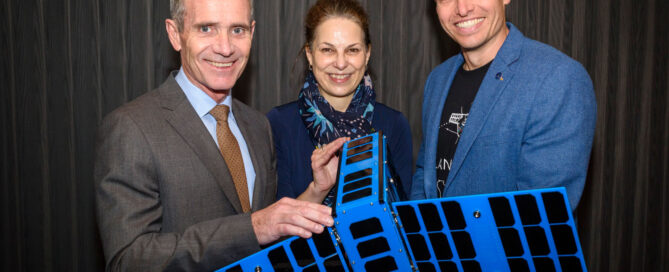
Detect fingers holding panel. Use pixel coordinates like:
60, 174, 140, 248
252, 198, 333, 245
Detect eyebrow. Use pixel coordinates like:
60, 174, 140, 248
319, 42, 363, 48
230, 23, 251, 29
192, 21, 251, 28
192, 21, 217, 28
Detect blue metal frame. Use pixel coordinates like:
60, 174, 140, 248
392, 188, 587, 271
218, 132, 587, 271
215, 232, 350, 272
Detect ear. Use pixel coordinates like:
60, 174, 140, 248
165, 19, 182, 51
305, 45, 314, 67
365, 44, 372, 66
250, 20, 256, 38
503, 0, 511, 5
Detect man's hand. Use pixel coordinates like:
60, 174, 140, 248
299, 137, 349, 203
251, 197, 334, 246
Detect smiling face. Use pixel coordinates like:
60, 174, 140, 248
436, 0, 509, 65
306, 17, 371, 111
166, 0, 254, 102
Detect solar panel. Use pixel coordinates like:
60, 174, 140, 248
220, 230, 349, 272
218, 132, 587, 271
392, 189, 585, 271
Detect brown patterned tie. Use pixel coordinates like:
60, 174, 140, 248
210, 105, 251, 213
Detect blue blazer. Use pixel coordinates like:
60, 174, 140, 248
411, 23, 596, 209
268, 102, 414, 200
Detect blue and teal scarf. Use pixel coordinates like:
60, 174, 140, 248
298, 71, 376, 147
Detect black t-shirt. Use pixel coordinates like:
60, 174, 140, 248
436, 61, 492, 197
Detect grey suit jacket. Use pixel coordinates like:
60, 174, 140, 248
94, 74, 277, 271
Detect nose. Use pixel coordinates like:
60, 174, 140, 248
334, 52, 347, 70
213, 32, 234, 57
455, 0, 473, 17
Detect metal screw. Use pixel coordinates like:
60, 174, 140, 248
255, 266, 262, 272
473, 210, 481, 218
370, 202, 374, 206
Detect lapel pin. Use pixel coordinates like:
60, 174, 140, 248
495, 72, 503, 81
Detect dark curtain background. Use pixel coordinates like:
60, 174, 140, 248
1, 0, 667, 271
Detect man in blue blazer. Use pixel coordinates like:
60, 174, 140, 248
411, 0, 596, 209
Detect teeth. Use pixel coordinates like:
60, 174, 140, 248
330, 74, 349, 79
207, 60, 233, 67
456, 18, 483, 28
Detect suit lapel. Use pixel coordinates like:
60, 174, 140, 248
424, 58, 462, 199
159, 76, 244, 213
231, 99, 267, 211
445, 24, 523, 191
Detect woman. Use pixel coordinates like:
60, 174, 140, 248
267, 0, 413, 204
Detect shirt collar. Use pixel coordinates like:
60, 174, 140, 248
175, 67, 233, 118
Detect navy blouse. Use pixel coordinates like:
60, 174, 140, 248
267, 101, 413, 200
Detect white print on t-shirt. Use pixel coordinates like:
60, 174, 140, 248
439, 107, 469, 144
437, 179, 446, 197
436, 157, 452, 171
436, 158, 452, 198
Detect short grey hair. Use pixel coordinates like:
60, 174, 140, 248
170, 0, 255, 31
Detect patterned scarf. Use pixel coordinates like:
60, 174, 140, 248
298, 71, 376, 147
298, 71, 376, 206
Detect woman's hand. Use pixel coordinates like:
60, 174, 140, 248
298, 137, 349, 203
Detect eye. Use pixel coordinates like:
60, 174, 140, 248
320, 47, 334, 54
232, 27, 246, 35
200, 25, 211, 33
347, 47, 361, 54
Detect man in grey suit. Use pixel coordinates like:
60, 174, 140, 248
94, 0, 344, 270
